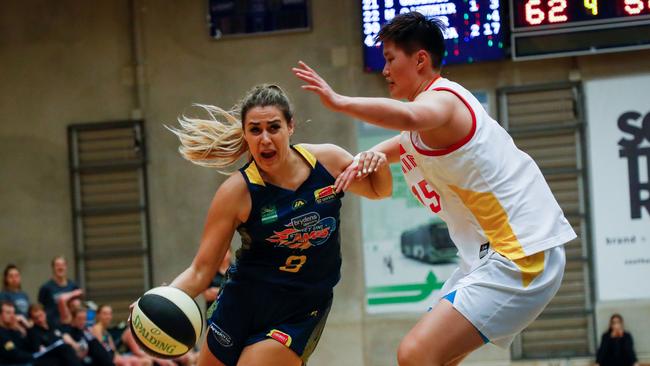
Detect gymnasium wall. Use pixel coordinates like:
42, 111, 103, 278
1, 1, 649, 365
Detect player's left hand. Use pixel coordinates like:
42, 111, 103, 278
292, 61, 346, 111
335, 150, 387, 193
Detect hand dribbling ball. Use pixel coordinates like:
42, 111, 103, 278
129, 286, 203, 358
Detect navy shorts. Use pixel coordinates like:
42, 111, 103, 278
205, 280, 333, 366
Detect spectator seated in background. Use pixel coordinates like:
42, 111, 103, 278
0, 265, 31, 328
58, 306, 114, 366
91, 304, 150, 366
1, 300, 68, 366
57, 288, 84, 326
37, 256, 80, 328
27, 303, 81, 366
0, 300, 32, 366
596, 313, 640, 366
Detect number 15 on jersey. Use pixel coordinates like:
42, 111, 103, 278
411, 179, 442, 213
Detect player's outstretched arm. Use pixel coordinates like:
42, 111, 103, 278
170, 174, 249, 298
292, 61, 453, 132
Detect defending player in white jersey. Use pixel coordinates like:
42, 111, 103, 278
293, 11, 576, 366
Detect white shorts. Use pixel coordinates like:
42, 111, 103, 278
437, 245, 566, 348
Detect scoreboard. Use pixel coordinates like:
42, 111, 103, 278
510, 0, 650, 59
362, 0, 507, 72
512, 0, 650, 29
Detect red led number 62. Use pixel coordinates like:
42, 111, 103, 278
525, 0, 568, 25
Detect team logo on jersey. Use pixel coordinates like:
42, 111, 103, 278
266, 212, 336, 249
267, 329, 292, 347
261, 205, 278, 225
292, 199, 307, 210
314, 185, 337, 204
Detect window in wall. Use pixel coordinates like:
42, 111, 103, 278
68, 120, 151, 322
498, 83, 596, 359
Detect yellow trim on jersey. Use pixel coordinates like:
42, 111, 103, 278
293, 144, 317, 168
244, 162, 265, 186
513, 251, 545, 287
448, 184, 544, 287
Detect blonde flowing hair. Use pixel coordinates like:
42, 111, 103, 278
167, 84, 294, 174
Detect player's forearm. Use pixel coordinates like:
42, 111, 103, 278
369, 135, 401, 164
368, 164, 393, 199
170, 264, 213, 299
338, 96, 419, 131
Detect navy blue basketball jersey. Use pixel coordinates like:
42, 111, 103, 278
228, 145, 343, 292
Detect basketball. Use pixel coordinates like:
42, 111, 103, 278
129, 286, 203, 358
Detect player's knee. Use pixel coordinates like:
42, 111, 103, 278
397, 336, 431, 366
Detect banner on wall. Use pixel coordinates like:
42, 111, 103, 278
358, 91, 490, 314
585, 74, 650, 301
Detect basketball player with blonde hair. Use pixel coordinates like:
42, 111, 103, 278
166, 84, 392, 366
294, 11, 576, 366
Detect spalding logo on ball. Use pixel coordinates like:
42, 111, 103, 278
130, 286, 203, 358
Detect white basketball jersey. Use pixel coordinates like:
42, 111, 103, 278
400, 77, 576, 273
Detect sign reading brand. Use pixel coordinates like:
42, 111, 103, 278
586, 75, 650, 301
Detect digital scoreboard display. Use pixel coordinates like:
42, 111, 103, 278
509, 0, 650, 59
362, 0, 506, 72
512, 0, 650, 30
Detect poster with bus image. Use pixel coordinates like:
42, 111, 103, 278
358, 123, 458, 314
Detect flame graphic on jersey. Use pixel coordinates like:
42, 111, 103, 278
267, 226, 332, 249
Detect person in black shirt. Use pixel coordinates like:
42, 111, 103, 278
1, 301, 68, 366
596, 314, 639, 366
37, 256, 81, 328
58, 307, 114, 366
27, 303, 81, 366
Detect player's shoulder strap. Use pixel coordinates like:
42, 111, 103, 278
240, 160, 265, 187
293, 144, 317, 169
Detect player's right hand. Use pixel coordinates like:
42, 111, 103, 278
335, 150, 387, 193
292, 61, 346, 112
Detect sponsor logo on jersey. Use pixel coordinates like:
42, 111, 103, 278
291, 212, 319, 230
314, 185, 337, 204
401, 152, 418, 174
479, 243, 490, 259
209, 323, 233, 347
267, 329, 292, 347
266, 212, 336, 249
292, 199, 306, 210
261, 205, 278, 225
